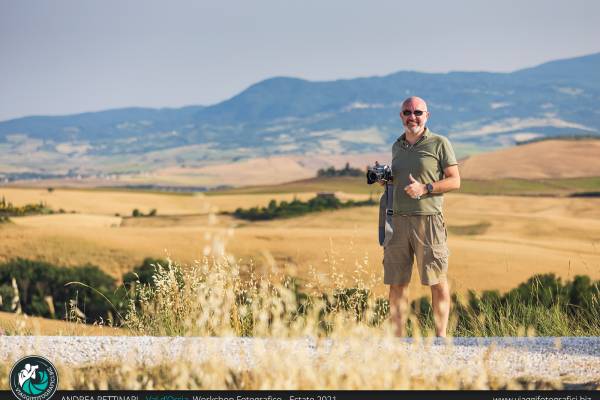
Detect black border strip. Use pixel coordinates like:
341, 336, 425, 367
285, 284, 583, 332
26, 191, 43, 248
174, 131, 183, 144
1, 389, 599, 400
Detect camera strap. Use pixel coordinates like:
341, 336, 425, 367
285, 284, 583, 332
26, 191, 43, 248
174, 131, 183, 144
379, 183, 394, 247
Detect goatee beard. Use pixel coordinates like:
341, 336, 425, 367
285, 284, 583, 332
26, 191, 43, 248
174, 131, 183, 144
406, 125, 424, 135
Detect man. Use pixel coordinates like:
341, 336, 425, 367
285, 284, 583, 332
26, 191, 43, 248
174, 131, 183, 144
382, 96, 460, 337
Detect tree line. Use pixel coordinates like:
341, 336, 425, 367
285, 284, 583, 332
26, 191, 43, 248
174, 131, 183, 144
317, 162, 363, 177
232, 194, 376, 221
0, 196, 57, 218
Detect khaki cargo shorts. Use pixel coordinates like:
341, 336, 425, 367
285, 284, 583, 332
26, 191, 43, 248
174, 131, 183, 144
383, 213, 449, 286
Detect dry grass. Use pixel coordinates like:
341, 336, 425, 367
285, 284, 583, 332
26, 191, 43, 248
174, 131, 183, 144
207, 176, 385, 196
0, 257, 583, 389
0, 187, 330, 214
460, 139, 600, 179
13, 213, 122, 228
0, 188, 599, 301
0, 352, 555, 390
0, 187, 206, 215
0, 233, 597, 387
0, 311, 127, 336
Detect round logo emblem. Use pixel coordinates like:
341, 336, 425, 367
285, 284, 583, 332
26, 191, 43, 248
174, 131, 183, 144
9, 355, 58, 400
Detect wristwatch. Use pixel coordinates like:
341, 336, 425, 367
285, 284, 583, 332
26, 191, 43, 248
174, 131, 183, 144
426, 183, 434, 194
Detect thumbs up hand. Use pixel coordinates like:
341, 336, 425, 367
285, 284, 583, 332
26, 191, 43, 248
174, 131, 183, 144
404, 174, 426, 200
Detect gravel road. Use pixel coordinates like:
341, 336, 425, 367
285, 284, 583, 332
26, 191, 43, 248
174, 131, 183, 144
2, 336, 599, 387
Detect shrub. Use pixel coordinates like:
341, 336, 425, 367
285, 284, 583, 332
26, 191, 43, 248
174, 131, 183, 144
0, 198, 53, 217
3, 253, 598, 339
123, 260, 600, 338
233, 194, 376, 221
415, 274, 600, 337
0, 258, 127, 324
131, 208, 157, 217
122, 257, 170, 288
317, 162, 363, 177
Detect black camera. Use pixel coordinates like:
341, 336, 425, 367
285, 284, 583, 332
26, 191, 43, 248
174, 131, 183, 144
366, 162, 392, 184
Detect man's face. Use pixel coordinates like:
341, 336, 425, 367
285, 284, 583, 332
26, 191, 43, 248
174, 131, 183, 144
400, 99, 429, 135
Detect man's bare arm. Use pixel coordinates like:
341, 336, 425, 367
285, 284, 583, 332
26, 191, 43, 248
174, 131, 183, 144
430, 164, 460, 193
403, 165, 460, 198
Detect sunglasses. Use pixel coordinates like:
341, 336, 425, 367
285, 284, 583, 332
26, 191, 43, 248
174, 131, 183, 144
402, 110, 426, 117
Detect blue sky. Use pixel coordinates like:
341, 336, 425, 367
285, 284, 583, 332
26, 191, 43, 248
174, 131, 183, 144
1, 0, 599, 121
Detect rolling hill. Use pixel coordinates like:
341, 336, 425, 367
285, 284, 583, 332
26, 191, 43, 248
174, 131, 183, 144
459, 139, 600, 180
203, 139, 600, 195
0, 53, 599, 181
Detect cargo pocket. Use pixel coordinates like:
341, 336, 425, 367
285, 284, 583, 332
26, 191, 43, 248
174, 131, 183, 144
431, 214, 448, 244
424, 243, 449, 269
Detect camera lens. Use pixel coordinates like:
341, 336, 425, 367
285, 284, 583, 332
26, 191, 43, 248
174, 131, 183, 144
366, 170, 378, 184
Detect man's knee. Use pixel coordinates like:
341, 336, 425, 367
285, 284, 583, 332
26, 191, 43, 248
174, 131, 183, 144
430, 281, 450, 303
389, 283, 409, 296
430, 280, 448, 291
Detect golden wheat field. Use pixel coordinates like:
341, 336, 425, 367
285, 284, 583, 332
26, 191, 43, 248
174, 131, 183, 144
459, 140, 600, 179
1, 186, 599, 301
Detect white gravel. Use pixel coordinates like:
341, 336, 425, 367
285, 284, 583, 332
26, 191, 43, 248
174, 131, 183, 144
1, 336, 599, 385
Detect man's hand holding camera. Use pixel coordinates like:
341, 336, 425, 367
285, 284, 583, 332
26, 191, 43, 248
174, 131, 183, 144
404, 173, 427, 200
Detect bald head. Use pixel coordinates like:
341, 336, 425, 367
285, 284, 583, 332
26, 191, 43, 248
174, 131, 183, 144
402, 96, 428, 111
400, 96, 429, 136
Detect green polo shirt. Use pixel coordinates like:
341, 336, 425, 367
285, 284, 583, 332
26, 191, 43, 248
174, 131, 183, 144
392, 128, 457, 215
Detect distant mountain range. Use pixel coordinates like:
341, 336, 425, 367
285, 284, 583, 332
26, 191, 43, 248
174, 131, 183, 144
1, 52, 599, 178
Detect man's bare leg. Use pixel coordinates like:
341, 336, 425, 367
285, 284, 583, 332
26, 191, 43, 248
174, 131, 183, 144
430, 280, 450, 337
389, 284, 410, 336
